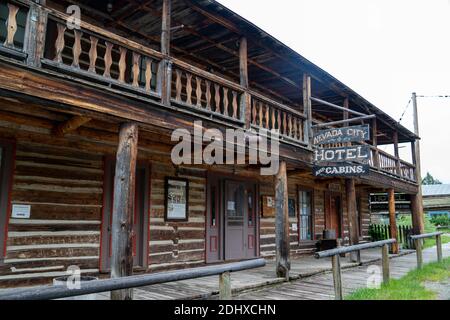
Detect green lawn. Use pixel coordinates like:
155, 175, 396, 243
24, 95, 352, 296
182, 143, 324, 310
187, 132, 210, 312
423, 234, 450, 249
346, 257, 450, 300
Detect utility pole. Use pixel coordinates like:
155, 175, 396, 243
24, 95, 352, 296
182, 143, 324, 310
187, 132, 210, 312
411, 93, 425, 234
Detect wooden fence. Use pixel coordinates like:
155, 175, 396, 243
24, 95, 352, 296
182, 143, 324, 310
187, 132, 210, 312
369, 224, 414, 249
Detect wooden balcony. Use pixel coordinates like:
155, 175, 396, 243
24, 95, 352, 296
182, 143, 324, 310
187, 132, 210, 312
0, 0, 309, 147
0, 0, 416, 186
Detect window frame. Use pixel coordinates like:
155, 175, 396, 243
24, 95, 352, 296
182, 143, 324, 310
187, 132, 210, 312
297, 187, 314, 242
0, 139, 15, 265
164, 177, 190, 222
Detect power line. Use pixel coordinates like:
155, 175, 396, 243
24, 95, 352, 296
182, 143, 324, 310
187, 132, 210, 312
398, 98, 412, 123
416, 95, 450, 98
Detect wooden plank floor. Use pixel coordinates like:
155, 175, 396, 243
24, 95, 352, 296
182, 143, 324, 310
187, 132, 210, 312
235, 243, 450, 300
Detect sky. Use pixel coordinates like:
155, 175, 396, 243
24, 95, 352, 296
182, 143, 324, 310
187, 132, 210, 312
218, 0, 450, 183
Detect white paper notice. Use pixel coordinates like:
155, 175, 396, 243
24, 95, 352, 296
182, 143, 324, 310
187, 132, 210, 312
12, 205, 31, 219
227, 201, 235, 211
292, 223, 298, 232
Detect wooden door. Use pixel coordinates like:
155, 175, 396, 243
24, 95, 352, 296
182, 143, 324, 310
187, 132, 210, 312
224, 181, 246, 260
325, 192, 342, 239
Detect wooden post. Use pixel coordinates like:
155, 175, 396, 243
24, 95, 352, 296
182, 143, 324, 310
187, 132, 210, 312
411, 92, 425, 234
331, 255, 343, 300
388, 188, 399, 254
415, 238, 423, 269
159, 0, 172, 105
219, 272, 232, 300
303, 74, 312, 146
372, 118, 380, 169
24, 2, 48, 67
393, 131, 401, 176
343, 98, 349, 126
411, 193, 424, 235
381, 244, 390, 284
436, 234, 443, 263
239, 37, 251, 127
275, 161, 290, 280
110, 122, 139, 300
346, 179, 360, 263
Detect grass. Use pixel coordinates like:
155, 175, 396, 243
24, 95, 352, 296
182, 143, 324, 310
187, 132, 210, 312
423, 234, 450, 249
346, 257, 450, 300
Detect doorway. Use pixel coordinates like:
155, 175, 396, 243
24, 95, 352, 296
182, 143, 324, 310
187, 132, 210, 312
206, 174, 258, 263
325, 192, 342, 239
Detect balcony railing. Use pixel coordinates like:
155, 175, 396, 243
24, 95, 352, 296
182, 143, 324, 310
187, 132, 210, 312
0, 0, 309, 146
0, 0, 416, 183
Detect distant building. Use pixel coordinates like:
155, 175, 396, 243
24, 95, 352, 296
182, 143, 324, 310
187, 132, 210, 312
369, 193, 412, 224
422, 185, 450, 217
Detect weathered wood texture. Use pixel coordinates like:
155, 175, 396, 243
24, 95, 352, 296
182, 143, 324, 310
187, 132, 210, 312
346, 179, 360, 262
388, 188, 399, 254
110, 122, 138, 300
275, 161, 290, 279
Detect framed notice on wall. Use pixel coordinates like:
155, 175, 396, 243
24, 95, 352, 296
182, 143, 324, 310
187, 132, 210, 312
165, 177, 189, 222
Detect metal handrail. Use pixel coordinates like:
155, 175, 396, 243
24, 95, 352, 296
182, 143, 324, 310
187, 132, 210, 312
0, 259, 266, 300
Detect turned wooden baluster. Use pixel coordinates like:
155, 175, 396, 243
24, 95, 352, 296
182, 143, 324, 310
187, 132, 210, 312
292, 116, 297, 139
118, 47, 127, 83
54, 23, 66, 63
186, 73, 193, 105
258, 102, 263, 127
265, 105, 270, 129
196, 76, 203, 108
283, 112, 287, 136
71, 30, 82, 68
175, 69, 182, 101
277, 110, 282, 132
298, 119, 303, 141
223, 88, 229, 117
88, 36, 98, 73
252, 100, 257, 125
4, 4, 19, 48
232, 91, 238, 119
271, 108, 276, 131
131, 53, 140, 87
103, 42, 113, 78
205, 80, 211, 111
214, 84, 220, 113
145, 58, 152, 92
288, 115, 293, 137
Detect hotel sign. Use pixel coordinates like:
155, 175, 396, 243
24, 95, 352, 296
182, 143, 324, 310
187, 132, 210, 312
313, 163, 370, 177
314, 145, 371, 163
313, 125, 370, 145
313, 124, 372, 178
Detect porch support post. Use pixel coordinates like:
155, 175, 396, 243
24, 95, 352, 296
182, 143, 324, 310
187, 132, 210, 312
346, 179, 360, 263
393, 131, 401, 176
159, 0, 172, 106
239, 37, 251, 128
303, 74, 312, 146
110, 122, 139, 300
372, 118, 380, 169
275, 161, 290, 280
388, 188, 399, 254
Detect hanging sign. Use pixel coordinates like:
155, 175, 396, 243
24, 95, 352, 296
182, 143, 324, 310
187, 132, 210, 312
313, 125, 370, 145
314, 145, 371, 163
313, 163, 370, 177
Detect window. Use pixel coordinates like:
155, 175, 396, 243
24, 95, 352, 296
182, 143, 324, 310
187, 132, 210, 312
0, 141, 14, 264
299, 190, 313, 241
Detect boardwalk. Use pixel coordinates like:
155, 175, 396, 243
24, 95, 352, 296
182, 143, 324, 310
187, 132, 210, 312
235, 243, 450, 300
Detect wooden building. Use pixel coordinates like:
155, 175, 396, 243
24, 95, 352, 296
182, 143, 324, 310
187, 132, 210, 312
0, 0, 423, 288
422, 185, 450, 218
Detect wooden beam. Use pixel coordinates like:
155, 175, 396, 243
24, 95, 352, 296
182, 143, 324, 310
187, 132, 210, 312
52, 115, 91, 137
346, 179, 360, 263
388, 188, 399, 254
411, 193, 424, 235
159, 0, 172, 106
312, 115, 376, 129
343, 98, 349, 127
275, 161, 290, 280
110, 122, 139, 300
303, 74, 312, 145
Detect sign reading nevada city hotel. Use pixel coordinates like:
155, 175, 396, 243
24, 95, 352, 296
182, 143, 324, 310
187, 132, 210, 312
313, 124, 371, 178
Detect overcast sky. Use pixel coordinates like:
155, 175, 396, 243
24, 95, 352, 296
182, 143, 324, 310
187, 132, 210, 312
218, 0, 450, 183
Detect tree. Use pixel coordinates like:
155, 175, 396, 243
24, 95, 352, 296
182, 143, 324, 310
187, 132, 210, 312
422, 172, 442, 185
